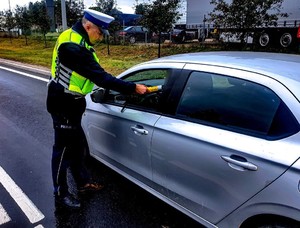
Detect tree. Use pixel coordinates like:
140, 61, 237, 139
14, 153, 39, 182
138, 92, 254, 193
15, 5, 31, 45
28, 1, 51, 47
68, 0, 85, 26
54, 0, 84, 30
1, 9, 16, 43
0, 11, 5, 29
140, 0, 182, 57
90, 0, 123, 47
134, 2, 148, 15
208, 0, 287, 46
92, 0, 120, 15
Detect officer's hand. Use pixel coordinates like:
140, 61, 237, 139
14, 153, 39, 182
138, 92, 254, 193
135, 84, 147, 94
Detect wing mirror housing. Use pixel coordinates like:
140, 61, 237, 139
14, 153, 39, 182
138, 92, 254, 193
91, 88, 105, 103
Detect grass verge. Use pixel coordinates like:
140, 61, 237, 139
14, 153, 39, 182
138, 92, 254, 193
0, 37, 221, 75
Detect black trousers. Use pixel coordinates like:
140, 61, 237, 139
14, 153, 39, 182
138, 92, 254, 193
46, 82, 90, 196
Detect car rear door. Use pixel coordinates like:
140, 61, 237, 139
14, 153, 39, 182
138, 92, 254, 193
151, 64, 300, 224
135, 26, 147, 42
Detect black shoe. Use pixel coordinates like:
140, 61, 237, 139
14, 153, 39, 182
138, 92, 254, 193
55, 194, 81, 209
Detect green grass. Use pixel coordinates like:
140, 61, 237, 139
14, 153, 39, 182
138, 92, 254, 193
0, 37, 54, 66
0, 36, 221, 75
1, 36, 298, 74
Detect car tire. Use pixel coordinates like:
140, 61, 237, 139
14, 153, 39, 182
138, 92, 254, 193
129, 36, 136, 44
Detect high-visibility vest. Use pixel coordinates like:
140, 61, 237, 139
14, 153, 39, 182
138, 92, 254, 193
51, 28, 99, 96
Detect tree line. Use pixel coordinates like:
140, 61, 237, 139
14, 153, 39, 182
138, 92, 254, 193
0, 0, 182, 44
0, 0, 85, 45
0, 0, 287, 53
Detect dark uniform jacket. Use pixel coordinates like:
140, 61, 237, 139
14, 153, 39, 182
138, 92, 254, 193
52, 20, 136, 95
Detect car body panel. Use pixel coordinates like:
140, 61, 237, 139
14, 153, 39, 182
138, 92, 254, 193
118, 26, 150, 44
217, 151, 300, 227
148, 52, 300, 100
149, 63, 300, 223
152, 29, 196, 43
83, 101, 160, 180
151, 115, 299, 223
82, 52, 300, 227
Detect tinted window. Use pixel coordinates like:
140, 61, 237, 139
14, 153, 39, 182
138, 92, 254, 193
135, 26, 143, 32
176, 71, 299, 139
103, 69, 169, 111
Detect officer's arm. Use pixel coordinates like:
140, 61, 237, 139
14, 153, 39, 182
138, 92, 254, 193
58, 43, 137, 94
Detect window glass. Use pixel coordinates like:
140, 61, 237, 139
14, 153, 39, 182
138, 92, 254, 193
136, 26, 142, 32
176, 71, 291, 137
143, 27, 148, 32
103, 69, 168, 111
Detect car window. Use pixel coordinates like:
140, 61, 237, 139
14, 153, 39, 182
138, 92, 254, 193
103, 69, 169, 111
176, 71, 299, 139
135, 26, 143, 32
142, 27, 148, 32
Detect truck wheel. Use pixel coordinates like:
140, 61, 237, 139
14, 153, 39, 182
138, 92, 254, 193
259, 33, 270, 47
280, 33, 293, 48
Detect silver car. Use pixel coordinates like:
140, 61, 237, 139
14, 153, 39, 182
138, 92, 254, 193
82, 52, 300, 227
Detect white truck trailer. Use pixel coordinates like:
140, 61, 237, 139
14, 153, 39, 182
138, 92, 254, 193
186, 0, 300, 48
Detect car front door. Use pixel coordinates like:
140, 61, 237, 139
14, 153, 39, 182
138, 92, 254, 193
83, 69, 170, 182
151, 65, 300, 224
134, 26, 145, 42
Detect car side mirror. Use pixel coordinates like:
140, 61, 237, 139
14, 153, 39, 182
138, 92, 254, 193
91, 88, 105, 103
114, 94, 126, 104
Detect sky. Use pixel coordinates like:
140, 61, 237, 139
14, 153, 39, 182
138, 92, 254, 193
0, 0, 144, 14
1, 0, 186, 23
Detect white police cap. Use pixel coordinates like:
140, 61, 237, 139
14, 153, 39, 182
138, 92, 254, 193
83, 9, 114, 35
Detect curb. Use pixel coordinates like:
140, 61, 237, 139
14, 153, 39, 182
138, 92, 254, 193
0, 58, 51, 77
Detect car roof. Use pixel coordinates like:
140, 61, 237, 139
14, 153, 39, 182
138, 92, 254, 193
146, 51, 300, 99
124, 26, 133, 30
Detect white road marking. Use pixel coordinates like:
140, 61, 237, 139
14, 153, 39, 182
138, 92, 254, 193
0, 66, 48, 82
0, 64, 47, 227
0, 203, 11, 225
0, 60, 49, 75
0, 166, 45, 224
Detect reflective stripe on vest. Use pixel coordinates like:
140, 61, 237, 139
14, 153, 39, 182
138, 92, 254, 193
51, 28, 99, 96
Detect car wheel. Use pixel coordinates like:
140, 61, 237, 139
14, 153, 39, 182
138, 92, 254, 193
129, 36, 136, 44
259, 32, 270, 47
280, 33, 293, 48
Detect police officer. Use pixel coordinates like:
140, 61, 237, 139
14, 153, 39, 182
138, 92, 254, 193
46, 9, 147, 208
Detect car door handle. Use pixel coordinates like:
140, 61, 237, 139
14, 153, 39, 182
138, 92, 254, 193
131, 126, 148, 135
221, 155, 258, 171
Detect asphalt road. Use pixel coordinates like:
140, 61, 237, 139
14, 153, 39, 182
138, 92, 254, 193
0, 60, 201, 228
